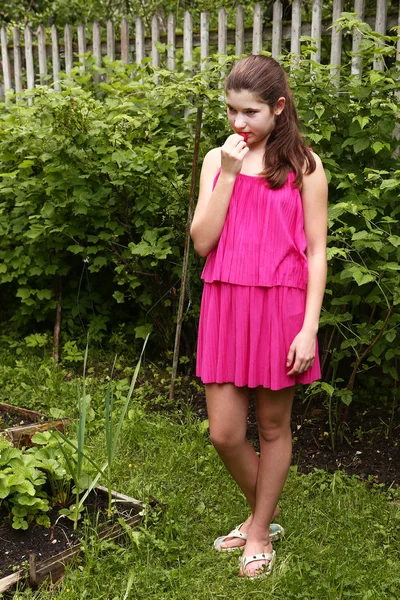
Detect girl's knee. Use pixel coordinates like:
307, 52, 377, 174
209, 426, 245, 453
257, 421, 291, 443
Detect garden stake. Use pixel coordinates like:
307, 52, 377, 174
29, 553, 37, 588
170, 105, 203, 400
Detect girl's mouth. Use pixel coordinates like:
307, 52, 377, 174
239, 132, 249, 142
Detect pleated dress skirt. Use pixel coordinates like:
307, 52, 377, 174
196, 282, 321, 391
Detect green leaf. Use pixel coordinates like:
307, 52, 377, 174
134, 324, 153, 339
353, 138, 370, 154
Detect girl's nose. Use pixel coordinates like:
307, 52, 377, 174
234, 115, 246, 128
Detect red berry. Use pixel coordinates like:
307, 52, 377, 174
239, 132, 248, 142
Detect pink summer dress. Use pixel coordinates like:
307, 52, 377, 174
196, 168, 321, 391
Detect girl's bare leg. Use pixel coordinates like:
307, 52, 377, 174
206, 383, 280, 549
240, 385, 294, 576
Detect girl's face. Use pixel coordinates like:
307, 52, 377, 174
226, 89, 284, 146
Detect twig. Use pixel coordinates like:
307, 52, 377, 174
170, 106, 203, 400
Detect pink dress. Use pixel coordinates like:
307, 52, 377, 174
196, 169, 321, 390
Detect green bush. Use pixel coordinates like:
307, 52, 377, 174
0, 22, 399, 429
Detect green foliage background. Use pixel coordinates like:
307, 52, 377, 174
0, 22, 399, 429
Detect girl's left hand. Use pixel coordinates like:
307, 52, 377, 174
286, 330, 316, 376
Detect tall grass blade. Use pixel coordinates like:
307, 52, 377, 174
111, 334, 149, 461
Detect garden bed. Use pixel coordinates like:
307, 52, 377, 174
0, 485, 144, 593
0, 402, 70, 447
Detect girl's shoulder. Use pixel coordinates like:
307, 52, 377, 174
203, 147, 222, 168
201, 147, 222, 181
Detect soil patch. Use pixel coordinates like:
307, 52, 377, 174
0, 405, 47, 431
0, 489, 138, 580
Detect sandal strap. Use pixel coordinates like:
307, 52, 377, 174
227, 523, 247, 540
240, 551, 275, 569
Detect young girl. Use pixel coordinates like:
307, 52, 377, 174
190, 55, 328, 579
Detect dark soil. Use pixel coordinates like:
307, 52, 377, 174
0, 489, 139, 580
173, 378, 400, 488
0, 407, 46, 431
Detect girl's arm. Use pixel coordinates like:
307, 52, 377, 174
287, 153, 328, 376
191, 135, 248, 257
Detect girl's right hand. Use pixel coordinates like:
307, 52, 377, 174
220, 134, 249, 177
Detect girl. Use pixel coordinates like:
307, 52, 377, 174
190, 55, 328, 579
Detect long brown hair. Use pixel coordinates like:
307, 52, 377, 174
225, 55, 316, 189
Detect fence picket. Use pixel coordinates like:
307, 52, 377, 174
218, 8, 227, 59
24, 26, 35, 91
272, 0, 283, 59
330, 0, 343, 86
107, 20, 115, 62
13, 27, 22, 93
253, 2, 263, 54
291, 0, 302, 56
135, 18, 144, 63
151, 15, 160, 68
351, 0, 365, 76
373, 0, 388, 71
92, 22, 101, 83
51, 25, 61, 91
120, 18, 129, 65
235, 6, 245, 56
37, 25, 47, 84
184, 11, 193, 68
167, 13, 176, 70
200, 12, 209, 70
311, 0, 322, 64
64, 24, 73, 76
0, 27, 11, 93
77, 24, 87, 74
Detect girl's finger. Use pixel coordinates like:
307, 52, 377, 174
286, 347, 295, 368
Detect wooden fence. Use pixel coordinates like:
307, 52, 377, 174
1, 0, 400, 98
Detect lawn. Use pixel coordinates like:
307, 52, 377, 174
1, 347, 399, 599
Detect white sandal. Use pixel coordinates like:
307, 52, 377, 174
213, 523, 284, 552
238, 550, 276, 579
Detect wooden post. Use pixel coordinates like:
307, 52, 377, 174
29, 553, 37, 588
311, 0, 322, 64
77, 24, 87, 72
24, 25, 35, 91
351, 0, 365, 77
107, 20, 115, 62
236, 6, 245, 56
200, 12, 209, 70
120, 18, 130, 65
13, 27, 22, 93
170, 107, 203, 401
291, 0, 302, 58
253, 2, 263, 55
373, 0, 387, 71
218, 8, 227, 59
167, 14, 176, 70
183, 11, 193, 69
330, 0, 343, 87
64, 24, 73, 77
93, 21, 102, 83
151, 15, 160, 69
37, 24, 47, 85
51, 25, 61, 91
272, 0, 283, 59
0, 27, 12, 93
135, 18, 145, 63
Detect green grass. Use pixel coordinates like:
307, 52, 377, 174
1, 343, 399, 599
4, 403, 400, 600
